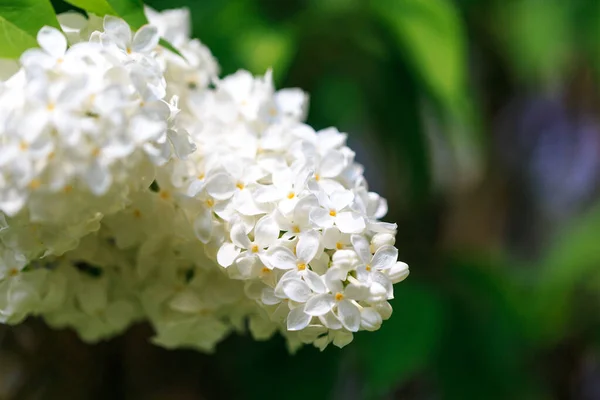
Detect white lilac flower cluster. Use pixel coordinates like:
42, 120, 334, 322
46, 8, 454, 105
0, 8, 409, 352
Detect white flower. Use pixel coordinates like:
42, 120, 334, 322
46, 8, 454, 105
309, 189, 366, 233
0, 12, 409, 352
99, 16, 160, 56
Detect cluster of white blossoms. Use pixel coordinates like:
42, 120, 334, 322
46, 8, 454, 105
0, 7, 408, 352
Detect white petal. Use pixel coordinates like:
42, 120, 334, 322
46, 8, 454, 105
253, 185, 282, 203
325, 268, 346, 292
282, 279, 311, 302
387, 261, 409, 284
254, 215, 280, 247
360, 308, 383, 331
287, 306, 311, 331
266, 246, 297, 270
205, 173, 235, 200
330, 190, 354, 211
371, 245, 398, 270
169, 290, 203, 313
230, 223, 251, 249
318, 311, 343, 330
304, 293, 335, 316
303, 269, 326, 294
296, 230, 319, 263
309, 208, 334, 228
131, 25, 159, 53
335, 212, 365, 234
344, 283, 369, 301
193, 208, 213, 244
103, 15, 131, 48
261, 287, 281, 305
319, 150, 346, 178
337, 299, 360, 332
37, 26, 67, 58
351, 234, 372, 264
332, 331, 354, 348
187, 178, 205, 197
216, 242, 240, 267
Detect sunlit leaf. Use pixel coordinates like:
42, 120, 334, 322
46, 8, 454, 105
63, 0, 116, 16
0, 0, 61, 58
105, 0, 147, 29
372, 0, 467, 106
534, 203, 600, 343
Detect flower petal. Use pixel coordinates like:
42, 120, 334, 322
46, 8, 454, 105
330, 190, 354, 211
37, 26, 67, 58
205, 173, 235, 200
304, 293, 335, 316
309, 207, 334, 228
266, 246, 297, 270
103, 15, 131, 49
319, 150, 346, 178
303, 269, 326, 294
351, 234, 372, 265
230, 223, 251, 249
337, 299, 360, 332
296, 230, 319, 263
131, 24, 159, 53
335, 211, 365, 234
281, 279, 311, 302
371, 245, 398, 270
216, 242, 240, 267
193, 207, 213, 244
254, 215, 279, 247
360, 308, 383, 331
287, 306, 311, 331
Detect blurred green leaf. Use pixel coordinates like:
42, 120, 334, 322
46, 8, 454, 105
355, 283, 444, 398
372, 0, 467, 106
63, 0, 115, 15
497, 0, 571, 83
105, 0, 147, 28
235, 27, 295, 81
0, 0, 61, 58
533, 203, 600, 343
219, 335, 340, 400
434, 257, 542, 400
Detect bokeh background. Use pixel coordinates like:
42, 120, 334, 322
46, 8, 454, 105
2, 0, 600, 399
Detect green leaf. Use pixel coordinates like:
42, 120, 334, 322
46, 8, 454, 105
372, 0, 467, 106
62, 0, 116, 16
158, 37, 185, 60
0, 0, 61, 58
105, 0, 147, 29
355, 283, 444, 398
65, 0, 147, 29
533, 203, 600, 343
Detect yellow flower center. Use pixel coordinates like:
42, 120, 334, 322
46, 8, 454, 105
287, 192, 295, 199
159, 190, 171, 200
329, 209, 337, 217
251, 245, 259, 253
335, 292, 344, 301
29, 179, 41, 190
297, 262, 306, 271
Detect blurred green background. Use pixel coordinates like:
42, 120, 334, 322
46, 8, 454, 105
2, 0, 600, 399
